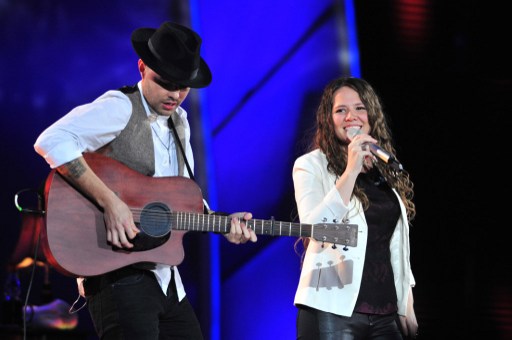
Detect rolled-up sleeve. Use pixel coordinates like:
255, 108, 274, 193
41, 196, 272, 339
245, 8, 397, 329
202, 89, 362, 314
34, 90, 132, 168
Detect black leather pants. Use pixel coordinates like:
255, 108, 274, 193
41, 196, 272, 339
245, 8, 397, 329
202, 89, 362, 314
297, 306, 403, 340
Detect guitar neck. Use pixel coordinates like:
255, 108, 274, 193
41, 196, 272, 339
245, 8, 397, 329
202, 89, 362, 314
173, 212, 312, 238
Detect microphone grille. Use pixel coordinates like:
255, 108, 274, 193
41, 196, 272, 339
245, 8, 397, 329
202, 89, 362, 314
346, 127, 361, 139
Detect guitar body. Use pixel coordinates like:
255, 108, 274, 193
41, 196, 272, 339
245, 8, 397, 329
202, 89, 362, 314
41, 153, 204, 277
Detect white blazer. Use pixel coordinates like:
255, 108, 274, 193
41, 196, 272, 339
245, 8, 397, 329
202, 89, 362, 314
293, 149, 415, 317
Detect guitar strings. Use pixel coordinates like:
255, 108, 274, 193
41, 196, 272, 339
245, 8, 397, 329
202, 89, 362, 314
127, 209, 313, 235
129, 209, 234, 231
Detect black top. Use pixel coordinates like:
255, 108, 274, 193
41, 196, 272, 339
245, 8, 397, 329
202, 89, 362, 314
354, 167, 401, 315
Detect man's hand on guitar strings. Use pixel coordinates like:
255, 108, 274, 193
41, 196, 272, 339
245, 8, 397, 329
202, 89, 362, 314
224, 212, 257, 244
103, 195, 140, 249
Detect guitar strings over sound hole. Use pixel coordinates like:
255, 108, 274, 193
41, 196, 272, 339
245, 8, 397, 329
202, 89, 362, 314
140, 202, 172, 237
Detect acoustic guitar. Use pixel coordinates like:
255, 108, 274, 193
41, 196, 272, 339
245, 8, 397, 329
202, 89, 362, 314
41, 153, 358, 277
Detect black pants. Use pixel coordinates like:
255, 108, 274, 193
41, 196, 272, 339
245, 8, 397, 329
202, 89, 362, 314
84, 266, 203, 340
297, 306, 403, 340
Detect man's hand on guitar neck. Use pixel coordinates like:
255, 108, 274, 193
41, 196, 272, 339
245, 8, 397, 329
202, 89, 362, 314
223, 212, 257, 244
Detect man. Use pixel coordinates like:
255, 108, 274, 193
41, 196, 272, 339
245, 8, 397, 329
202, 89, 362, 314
34, 21, 257, 339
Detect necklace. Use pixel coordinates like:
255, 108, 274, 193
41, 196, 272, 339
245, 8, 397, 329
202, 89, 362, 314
151, 124, 173, 165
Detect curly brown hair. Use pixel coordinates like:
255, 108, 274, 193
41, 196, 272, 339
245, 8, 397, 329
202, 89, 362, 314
295, 77, 415, 257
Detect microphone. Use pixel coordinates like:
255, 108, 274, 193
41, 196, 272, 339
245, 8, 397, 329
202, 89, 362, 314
347, 128, 403, 172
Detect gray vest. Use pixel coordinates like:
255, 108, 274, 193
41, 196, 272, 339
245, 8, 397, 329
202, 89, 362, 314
97, 85, 187, 176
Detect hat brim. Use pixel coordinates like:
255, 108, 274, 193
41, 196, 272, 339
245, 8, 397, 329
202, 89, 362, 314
131, 28, 212, 88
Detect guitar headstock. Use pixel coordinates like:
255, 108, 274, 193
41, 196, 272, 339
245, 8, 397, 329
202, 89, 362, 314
311, 223, 358, 247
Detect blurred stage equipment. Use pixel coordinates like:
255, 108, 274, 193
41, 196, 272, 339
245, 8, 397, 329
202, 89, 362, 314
1, 188, 78, 331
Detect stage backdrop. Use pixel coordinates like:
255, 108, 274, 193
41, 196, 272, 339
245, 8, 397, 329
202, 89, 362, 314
0, 1, 358, 339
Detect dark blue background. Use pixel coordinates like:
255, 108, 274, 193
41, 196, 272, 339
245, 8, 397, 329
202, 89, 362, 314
1, 0, 510, 339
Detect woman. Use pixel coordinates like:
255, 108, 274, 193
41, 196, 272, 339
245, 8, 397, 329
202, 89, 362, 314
293, 77, 418, 339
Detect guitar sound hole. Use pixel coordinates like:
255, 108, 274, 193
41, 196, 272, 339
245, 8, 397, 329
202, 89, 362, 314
122, 202, 172, 252
140, 202, 172, 237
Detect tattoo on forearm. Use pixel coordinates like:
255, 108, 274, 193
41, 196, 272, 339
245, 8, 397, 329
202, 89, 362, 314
60, 159, 86, 179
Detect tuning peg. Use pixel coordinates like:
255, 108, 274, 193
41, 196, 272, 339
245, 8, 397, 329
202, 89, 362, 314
331, 244, 337, 249
343, 245, 349, 251
321, 241, 325, 248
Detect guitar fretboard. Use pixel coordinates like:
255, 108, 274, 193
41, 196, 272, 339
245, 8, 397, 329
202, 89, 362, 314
172, 212, 313, 237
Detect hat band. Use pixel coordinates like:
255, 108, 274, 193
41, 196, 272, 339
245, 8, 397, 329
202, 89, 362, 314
148, 40, 199, 81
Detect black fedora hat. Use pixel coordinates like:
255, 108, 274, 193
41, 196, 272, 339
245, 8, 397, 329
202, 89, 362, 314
131, 22, 212, 88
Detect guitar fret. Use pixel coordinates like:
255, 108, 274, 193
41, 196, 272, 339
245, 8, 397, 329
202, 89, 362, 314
255, 219, 268, 235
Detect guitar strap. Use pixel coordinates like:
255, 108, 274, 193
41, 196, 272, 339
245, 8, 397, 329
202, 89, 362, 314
167, 116, 210, 215
167, 116, 194, 180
